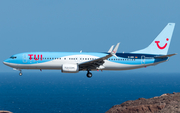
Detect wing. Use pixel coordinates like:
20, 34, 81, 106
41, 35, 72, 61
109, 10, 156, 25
79, 43, 120, 70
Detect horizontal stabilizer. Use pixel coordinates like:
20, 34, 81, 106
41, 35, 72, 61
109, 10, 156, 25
154, 53, 177, 59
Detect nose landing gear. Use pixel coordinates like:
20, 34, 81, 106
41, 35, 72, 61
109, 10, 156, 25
19, 70, 22, 76
19, 72, 22, 76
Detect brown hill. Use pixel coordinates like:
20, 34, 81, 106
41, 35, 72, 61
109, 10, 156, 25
0, 111, 12, 113
106, 92, 180, 113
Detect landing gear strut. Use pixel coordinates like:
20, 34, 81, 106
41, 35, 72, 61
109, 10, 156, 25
86, 71, 92, 78
19, 70, 22, 76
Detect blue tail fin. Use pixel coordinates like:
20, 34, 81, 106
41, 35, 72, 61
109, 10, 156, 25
132, 23, 175, 55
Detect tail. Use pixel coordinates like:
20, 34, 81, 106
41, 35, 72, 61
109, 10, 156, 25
132, 23, 175, 55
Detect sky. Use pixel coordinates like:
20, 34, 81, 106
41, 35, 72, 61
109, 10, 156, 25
0, 0, 180, 73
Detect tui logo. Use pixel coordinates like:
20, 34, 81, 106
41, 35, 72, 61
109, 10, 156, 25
155, 38, 169, 49
28, 54, 43, 60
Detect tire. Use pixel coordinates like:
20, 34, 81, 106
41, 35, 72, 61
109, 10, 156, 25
86, 72, 92, 78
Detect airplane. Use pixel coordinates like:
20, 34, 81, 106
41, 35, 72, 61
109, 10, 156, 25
3, 23, 177, 78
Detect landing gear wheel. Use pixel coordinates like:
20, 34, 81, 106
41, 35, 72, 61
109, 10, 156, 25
19, 72, 22, 76
86, 72, 92, 78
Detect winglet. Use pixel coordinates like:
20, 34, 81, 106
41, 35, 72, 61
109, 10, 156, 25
108, 45, 114, 53
111, 43, 120, 58
112, 43, 120, 54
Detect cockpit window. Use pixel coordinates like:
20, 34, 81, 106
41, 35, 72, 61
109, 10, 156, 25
10, 56, 17, 59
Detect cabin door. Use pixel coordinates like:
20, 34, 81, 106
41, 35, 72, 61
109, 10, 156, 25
23, 54, 28, 63
141, 56, 145, 64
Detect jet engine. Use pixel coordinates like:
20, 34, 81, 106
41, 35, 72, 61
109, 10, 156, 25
61, 64, 79, 73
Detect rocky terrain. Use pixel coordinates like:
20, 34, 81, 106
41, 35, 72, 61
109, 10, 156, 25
0, 111, 12, 113
106, 92, 180, 113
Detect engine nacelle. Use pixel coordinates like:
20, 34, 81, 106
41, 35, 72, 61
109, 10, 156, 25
61, 64, 79, 73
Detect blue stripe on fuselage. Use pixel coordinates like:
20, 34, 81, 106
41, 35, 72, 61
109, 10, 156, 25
4, 52, 168, 65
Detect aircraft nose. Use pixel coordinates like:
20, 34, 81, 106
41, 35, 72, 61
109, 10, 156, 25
3, 59, 9, 65
3, 61, 6, 64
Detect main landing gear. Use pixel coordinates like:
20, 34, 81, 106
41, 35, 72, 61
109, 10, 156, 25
86, 71, 92, 78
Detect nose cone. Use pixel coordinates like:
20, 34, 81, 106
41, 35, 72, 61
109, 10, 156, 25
3, 59, 10, 66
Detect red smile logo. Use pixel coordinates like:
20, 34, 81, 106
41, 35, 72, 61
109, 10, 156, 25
155, 38, 169, 49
